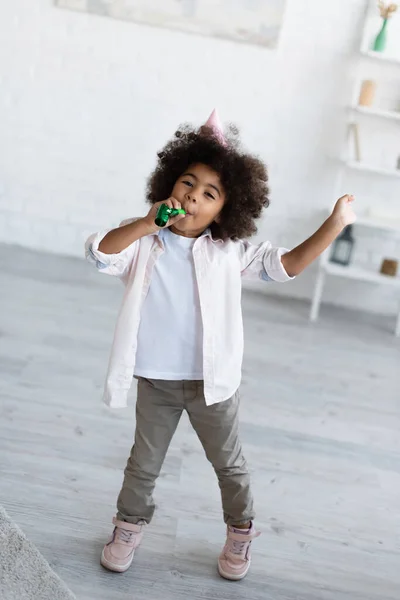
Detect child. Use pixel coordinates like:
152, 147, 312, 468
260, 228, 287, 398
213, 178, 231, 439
85, 109, 355, 581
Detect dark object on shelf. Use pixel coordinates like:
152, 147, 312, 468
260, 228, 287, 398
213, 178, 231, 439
155, 203, 186, 227
330, 225, 355, 266
380, 258, 398, 277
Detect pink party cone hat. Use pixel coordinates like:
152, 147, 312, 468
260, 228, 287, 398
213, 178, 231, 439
203, 109, 226, 145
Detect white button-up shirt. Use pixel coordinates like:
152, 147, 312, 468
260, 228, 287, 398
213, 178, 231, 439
85, 220, 293, 408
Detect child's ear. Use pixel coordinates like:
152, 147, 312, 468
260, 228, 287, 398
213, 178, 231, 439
214, 213, 221, 224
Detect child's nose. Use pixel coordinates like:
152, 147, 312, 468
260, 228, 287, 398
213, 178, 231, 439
186, 191, 197, 203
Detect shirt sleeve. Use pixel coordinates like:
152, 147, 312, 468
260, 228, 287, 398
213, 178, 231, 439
84, 218, 139, 278
237, 239, 294, 283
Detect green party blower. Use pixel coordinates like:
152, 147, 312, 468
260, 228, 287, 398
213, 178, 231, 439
155, 203, 186, 227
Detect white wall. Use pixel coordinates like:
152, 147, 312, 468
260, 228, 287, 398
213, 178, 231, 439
1, 0, 400, 317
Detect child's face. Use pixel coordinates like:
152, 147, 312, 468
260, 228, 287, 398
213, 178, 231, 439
169, 163, 226, 238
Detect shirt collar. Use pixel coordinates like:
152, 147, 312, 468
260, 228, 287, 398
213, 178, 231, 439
202, 227, 224, 243
153, 227, 223, 245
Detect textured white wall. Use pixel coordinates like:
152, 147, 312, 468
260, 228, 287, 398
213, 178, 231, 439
1, 0, 400, 317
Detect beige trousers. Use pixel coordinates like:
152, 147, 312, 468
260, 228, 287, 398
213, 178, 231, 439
116, 378, 255, 526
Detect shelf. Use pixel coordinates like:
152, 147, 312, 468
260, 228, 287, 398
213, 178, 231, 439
350, 105, 400, 122
360, 49, 400, 66
321, 210, 400, 233
355, 216, 400, 233
323, 262, 400, 288
344, 160, 400, 178
320, 209, 400, 233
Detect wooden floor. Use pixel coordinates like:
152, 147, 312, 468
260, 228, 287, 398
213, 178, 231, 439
1, 244, 399, 600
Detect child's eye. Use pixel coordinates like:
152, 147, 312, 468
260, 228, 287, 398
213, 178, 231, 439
205, 191, 215, 200
182, 180, 193, 187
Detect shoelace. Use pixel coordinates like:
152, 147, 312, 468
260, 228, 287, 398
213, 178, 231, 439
227, 538, 249, 556
116, 528, 135, 544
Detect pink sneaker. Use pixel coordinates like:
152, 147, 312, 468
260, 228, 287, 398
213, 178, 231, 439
218, 522, 260, 581
100, 517, 145, 573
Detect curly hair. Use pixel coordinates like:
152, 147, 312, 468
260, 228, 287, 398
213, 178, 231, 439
146, 124, 270, 240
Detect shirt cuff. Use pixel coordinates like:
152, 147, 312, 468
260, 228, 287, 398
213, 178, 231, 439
86, 230, 121, 268
263, 248, 295, 283
103, 388, 129, 409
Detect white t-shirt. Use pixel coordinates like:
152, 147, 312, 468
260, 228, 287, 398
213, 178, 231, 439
134, 227, 204, 380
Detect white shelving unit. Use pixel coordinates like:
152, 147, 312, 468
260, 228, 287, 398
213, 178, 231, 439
310, 1, 400, 336
344, 159, 400, 178
350, 104, 400, 121
323, 261, 400, 288
360, 49, 400, 65
310, 217, 400, 336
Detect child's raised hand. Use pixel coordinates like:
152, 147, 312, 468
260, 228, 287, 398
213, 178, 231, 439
143, 198, 187, 231
331, 194, 356, 229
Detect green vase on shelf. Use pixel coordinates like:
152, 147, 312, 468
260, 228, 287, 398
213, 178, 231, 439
373, 18, 388, 52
